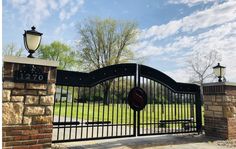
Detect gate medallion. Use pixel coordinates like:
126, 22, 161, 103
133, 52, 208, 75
128, 87, 147, 111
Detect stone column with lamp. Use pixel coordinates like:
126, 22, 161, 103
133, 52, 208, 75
2, 27, 59, 148
203, 63, 236, 139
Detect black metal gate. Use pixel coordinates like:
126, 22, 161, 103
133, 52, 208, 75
52, 64, 202, 143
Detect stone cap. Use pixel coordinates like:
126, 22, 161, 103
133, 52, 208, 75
203, 82, 236, 95
203, 82, 236, 87
3, 56, 59, 67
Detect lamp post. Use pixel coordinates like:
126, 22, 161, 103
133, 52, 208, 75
23, 26, 43, 58
213, 63, 226, 82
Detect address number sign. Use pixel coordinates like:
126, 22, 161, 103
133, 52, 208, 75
14, 64, 48, 83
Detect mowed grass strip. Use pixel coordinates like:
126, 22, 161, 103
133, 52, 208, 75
54, 102, 203, 126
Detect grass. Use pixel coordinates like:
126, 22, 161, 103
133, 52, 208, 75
53, 102, 203, 127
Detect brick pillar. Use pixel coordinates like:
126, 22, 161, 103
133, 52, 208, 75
203, 82, 236, 139
2, 56, 58, 149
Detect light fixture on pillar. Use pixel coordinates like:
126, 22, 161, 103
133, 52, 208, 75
213, 63, 226, 82
23, 26, 43, 58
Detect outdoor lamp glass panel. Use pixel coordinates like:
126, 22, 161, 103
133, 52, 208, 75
221, 67, 226, 76
23, 26, 43, 58
25, 34, 41, 51
213, 67, 221, 77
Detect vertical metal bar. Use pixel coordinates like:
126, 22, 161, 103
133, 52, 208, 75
107, 81, 111, 137
190, 94, 194, 132
97, 85, 101, 137
92, 86, 96, 138
164, 87, 167, 133
125, 76, 128, 136
116, 77, 120, 136
187, 93, 190, 132
146, 78, 148, 134
153, 81, 156, 134
111, 80, 115, 136
195, 90, 202, 134
157, 83, 160, 134
121, 77, 124, 136
80, 87, 86, 139
137, 64, 140, 136
75, 87, 80, 139
149, 80, 152, 134
180, 93, 182, 131
170, 91, 173, 133
178, 93, 181, 132
174, 93, 177, 133
167, 88, 170, 133
63, 86, 69, 140
69, 87, 75, 140
193, 94, 197, 132
86, 87, 91, 138
133, 72, 137, 136
102, 83, 106, 137
160, 84, 164, 132
57, 86, 63, 141
129, 76, 132, 135
142, 77, 144, 134
183, 93, 186, 131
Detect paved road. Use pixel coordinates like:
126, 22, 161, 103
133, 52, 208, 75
52, 134, 235, 149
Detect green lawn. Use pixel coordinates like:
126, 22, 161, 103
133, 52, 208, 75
54, 102, 203, 127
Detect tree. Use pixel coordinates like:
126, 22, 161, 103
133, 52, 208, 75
187, 50, 221, 102
77, 17, 138, 104
3, 43, 24, 56
37, 41, 79, 70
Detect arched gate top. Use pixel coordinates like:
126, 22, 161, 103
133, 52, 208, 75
56, 63, 200, 93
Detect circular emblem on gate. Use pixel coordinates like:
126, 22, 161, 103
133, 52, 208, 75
128, 87, 147, 111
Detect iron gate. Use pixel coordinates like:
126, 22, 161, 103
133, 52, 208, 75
52, 64, 202, 143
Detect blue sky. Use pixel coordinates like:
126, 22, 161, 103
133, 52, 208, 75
3, 0, 236, 82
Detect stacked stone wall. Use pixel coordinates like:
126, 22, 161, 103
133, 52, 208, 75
203, 83, 236, 139
2, 60, 57, 149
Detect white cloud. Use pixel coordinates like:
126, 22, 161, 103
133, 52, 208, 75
181, 1, 236, 32
8, 0, 84, 26
139, 20, 182, 40
9, 0, 56, 26
165, 68, 191, 83
140, 1, 236, 41
168, 0, 218, 7
60, 0, 69, 7
134, 1, 236, 82
48, 0, 58, 10
59, 0, 84, 21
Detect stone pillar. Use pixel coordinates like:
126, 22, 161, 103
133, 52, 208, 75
2, 56, 58, 149
203, 82, 236, 139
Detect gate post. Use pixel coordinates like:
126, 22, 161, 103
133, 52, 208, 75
203, 82, 236, 139
2, 56, 58, 148
195, 91, 202, 134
